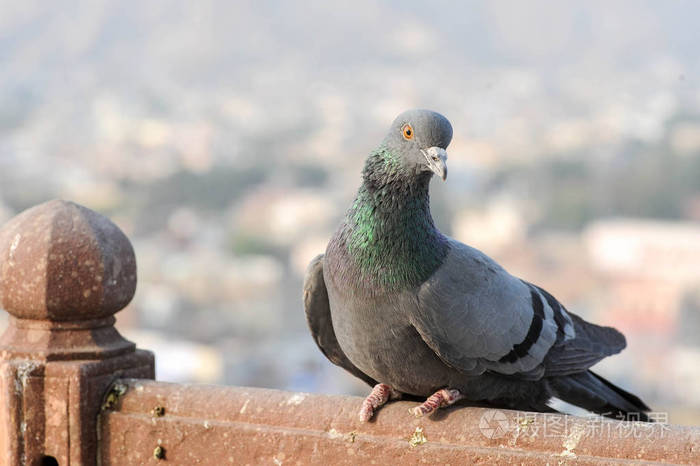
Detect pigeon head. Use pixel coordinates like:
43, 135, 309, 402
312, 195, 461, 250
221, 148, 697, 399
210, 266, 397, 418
381, 109, 453, 181
339, 108, 453, 291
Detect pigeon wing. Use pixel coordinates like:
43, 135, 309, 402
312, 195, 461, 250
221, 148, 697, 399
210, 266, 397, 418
303, 254, 377, 386
412, 239, 575, 379
543, 311, 626, 376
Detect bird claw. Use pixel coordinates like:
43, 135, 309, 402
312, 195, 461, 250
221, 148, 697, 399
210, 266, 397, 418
358, 383, 400, 421
358, 404, 376, 422
410, 389, 463, 417
359, 386, 463, 420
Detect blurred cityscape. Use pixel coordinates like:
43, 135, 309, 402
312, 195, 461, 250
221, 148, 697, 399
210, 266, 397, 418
0, 1, 699, 424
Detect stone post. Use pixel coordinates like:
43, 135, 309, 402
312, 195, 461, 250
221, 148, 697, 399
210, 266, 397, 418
0, 200, 154, 466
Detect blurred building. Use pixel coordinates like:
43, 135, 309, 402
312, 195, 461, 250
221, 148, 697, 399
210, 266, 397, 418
584, 219, 700, 333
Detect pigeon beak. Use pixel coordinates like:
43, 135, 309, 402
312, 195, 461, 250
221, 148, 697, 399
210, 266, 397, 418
422, 147, 448, 181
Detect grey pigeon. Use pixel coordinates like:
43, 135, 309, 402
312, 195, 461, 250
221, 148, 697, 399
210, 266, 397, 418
304, 109, 650, 422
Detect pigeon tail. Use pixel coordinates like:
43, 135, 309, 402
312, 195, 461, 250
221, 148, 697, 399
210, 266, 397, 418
548, 370, 651, 422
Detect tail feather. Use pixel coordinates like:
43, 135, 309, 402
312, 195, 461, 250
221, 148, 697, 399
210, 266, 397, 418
589, 371, 650, 412
549, 370, 651, 422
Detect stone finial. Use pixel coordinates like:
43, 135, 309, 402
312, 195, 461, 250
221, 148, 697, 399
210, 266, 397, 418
0, 199, 136, 322
0, 200, 139, 360
0, 200, 154, 465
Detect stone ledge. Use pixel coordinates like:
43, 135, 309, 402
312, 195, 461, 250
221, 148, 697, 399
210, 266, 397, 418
99, 379, 699, 465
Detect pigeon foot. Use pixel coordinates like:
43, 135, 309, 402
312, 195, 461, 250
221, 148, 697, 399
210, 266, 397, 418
359, 383, 400, 421
410, 388, 464, 417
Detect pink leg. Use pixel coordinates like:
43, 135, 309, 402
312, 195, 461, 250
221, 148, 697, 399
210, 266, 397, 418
409, 388, 464, 417
359, 383, 400, 422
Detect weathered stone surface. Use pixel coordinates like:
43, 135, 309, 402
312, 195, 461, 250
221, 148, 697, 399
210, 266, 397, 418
101, 380, 700, 465
0, 199, 136, 322
0, 200, 154, 466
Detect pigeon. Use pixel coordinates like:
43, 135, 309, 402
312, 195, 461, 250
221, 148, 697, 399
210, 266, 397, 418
304, 109, 651, 422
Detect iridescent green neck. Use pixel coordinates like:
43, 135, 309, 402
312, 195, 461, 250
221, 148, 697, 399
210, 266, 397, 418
340, 147, 448, 291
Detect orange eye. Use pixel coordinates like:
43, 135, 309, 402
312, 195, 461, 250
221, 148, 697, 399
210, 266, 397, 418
402, 124, 413, 140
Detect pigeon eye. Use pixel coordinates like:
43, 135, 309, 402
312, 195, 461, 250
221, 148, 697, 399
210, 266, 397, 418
402, 124, 413, 140
431, 155, 439, 162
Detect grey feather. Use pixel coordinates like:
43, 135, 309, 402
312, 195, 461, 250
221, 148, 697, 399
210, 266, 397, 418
303, 254, 377, 387
413, 240, 559, 376
544, 312, 626, 376
548, 371, 650, 421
